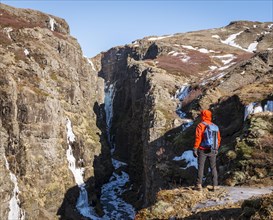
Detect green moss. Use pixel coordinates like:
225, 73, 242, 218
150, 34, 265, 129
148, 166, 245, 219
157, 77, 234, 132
50, 73, 59, 82
219, 144, 233, 154
226, 150, 237, 160
236, 140, 253, 159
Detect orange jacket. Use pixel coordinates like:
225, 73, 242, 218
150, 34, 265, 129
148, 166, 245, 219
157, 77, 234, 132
194, 110, 221, 150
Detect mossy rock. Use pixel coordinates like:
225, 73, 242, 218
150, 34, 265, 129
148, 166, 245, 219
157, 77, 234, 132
233, 171, 247, 184
226, 150, 237, 160
236, 140, 253, 159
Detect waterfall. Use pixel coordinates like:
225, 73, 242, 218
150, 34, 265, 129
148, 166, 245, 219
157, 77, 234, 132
104, 83, 116, 150
100, 83, 135, 219
244, 101, 273, 121
4, 156, 25, 220
66, 118, 99, 219
175, 85, 190, 101
174, 84, 193, 129
265, 100, 273, 112
175, 85, 190, 119
244, 102, 256, 120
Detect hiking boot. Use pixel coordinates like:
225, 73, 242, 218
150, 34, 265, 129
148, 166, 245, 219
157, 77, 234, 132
194, 184, 202, 191
212, 186, 220, 191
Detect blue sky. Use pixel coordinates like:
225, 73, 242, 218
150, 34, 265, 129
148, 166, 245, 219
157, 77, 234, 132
2, 1, 273, 57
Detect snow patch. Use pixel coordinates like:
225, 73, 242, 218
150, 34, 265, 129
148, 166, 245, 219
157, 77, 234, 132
100, 170, 135, 219
173, 150, 198, 170
66, 118, 99, 219
268, 23, 273, 29
209, 54, 236, 72
264, 100, 273, 112
175, 85, 190, 101
24, 49, 29, 56
221, 31, 244, 49
198, 48, 211, 53
49, 17, 56, 31
244, 102, 264, 120
212, 54, 235, 65
4, 27, 13, 39
168, 51, 191, 62
148, 35, 173, 41
244, 101, 273, 118
87, 58, 96, 71
209, 66, 218, 70
182, 45, 196, 50
247, 41, 258, 52
182, 45, 214, 53
66, 118, 84, 185
181, 56, 191, 62
4, 156, 25, 220
253, 25, 257, 28
218, 62, 236, 71
220, 31, 257, 52
212, 35, 220, 39
221, 31, 260, 53
112, 158, 127, 170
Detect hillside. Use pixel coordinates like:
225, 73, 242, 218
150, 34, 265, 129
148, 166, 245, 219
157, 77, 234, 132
0, 3, 273, 219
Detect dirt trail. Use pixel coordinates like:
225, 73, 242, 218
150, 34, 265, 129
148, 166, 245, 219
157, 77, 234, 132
194, 186, 273, 211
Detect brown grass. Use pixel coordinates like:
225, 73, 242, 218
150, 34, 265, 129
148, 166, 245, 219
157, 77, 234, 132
10, 48, 28, 62
53, 31, 67, 40
0, 10, 46, 29
0, 11, 32, 29
233, 53, 254, 63
0, 31, 12, 47
258, 136, 273, 149
157, 50, 212, 76
251, 151, 267, 160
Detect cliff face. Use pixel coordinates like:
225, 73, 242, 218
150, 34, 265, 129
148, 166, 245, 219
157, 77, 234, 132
98, 20, 273, 207
1, 3, 273, 219
0, 4, 112, 219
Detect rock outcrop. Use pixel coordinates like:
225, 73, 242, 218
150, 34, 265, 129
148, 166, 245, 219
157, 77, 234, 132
1, 3, 273, 219
98, 19, 273, 209
0, 4, 112, 219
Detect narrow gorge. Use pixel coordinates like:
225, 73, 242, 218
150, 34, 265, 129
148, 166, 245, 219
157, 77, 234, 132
1, 3, 273, 220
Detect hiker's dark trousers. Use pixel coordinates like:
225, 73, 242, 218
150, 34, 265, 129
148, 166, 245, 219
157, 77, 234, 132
196, 149, 218, 186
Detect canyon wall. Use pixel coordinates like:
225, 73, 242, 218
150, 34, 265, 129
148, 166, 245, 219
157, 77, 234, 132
0, 4, 112, 219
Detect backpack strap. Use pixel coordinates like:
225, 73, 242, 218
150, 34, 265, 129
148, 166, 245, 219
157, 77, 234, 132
202, 122, 208, 126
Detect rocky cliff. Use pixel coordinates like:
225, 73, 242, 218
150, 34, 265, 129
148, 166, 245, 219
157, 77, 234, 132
97, 19, 273, 214
0, 4, 113, 219
1, 3, 273, 220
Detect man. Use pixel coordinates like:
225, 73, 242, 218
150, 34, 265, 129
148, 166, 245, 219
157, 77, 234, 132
193, 109, 221, 191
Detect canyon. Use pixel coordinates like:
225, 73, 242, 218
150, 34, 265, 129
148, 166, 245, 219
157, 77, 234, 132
0, 3, 273, 219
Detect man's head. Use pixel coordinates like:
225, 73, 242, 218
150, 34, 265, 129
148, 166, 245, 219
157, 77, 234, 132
201, 109, 212, 121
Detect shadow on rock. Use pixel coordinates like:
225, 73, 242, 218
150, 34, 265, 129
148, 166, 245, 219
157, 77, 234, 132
57, 101, 114, 219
